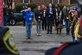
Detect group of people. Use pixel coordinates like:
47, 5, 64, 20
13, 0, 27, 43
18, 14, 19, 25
22, 3, 64, 39
21, 3, 82, 42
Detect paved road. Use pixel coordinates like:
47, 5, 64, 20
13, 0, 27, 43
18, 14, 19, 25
8, 26, 72, 55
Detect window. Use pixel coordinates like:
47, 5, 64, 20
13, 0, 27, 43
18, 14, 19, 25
24, 0, 29, 3
52, 0, 58, 4
70, 0, 77, 4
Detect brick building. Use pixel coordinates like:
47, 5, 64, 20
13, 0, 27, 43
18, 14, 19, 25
4, 0, 77, 9
53, 0, 77, 5
16, 0, 77, 5
16, 0, 52, 5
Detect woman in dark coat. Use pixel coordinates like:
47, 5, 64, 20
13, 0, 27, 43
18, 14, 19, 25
56, 7, 63, 34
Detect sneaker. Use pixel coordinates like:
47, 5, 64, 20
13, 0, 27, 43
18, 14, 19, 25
37, 33, 39, 36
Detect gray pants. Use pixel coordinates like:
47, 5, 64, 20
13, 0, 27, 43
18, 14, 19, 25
36, 22, 41, 35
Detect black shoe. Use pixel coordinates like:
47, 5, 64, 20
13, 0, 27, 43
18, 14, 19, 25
47, 32, 49, 34
59, 33, 61, 34
42, 29, 44, 31
28, 37, 31, 39
50, 32, 52, 34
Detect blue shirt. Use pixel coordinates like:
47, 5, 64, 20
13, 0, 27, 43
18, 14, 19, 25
24, 11, 34, 23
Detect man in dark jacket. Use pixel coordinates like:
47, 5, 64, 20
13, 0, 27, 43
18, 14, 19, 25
46, 3, 54, 34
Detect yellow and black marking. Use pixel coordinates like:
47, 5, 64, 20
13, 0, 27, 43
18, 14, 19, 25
3, 30, 19, 55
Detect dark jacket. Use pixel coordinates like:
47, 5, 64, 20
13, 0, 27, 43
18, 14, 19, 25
46, 7, 54, 22
56, 10, 64, 28
35, 10, 42, 22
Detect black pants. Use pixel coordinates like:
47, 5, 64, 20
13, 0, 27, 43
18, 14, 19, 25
23, 18, 25, 26
42, 17, 46, 30
47, 21, 53, 34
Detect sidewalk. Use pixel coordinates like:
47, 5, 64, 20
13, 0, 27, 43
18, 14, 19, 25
9, 26, 72, 55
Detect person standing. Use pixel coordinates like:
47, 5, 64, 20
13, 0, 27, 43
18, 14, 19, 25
54, 4, 58, 30
24, 7, 34, 39
74, 0, 82, 42
70, 9, 78, 42
56, 7, 63, 34
41, 5, 47, 31
35, 6, 42, 36
7, 6, 13, 25
64, 7, 70, 35
62, 6, 67, 26
22, 6, 28, 26
74, 18, 82, 41
46, 3, 54, 34
3, 6, 8, 26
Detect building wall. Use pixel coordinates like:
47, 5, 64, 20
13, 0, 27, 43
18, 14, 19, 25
59, 0, 70, 4
14, 0, 77, 6
52, 0, 58, 4
30, 0, 52, 5
70, 0, 77, 4
59, 0, 77, 4
17, 0, 23, 3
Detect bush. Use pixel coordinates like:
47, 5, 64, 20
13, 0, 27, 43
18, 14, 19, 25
58, 4, 76, 9
27, 3, 37, 11
15, 3, 27, 13
15, 3, 37, 13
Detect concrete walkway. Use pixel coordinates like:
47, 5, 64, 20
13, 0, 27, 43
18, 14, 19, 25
9, 26, 72, 55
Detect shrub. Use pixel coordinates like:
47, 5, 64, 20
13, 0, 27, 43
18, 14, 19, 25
58, 4, 76, 9
15, 3, 27, 12
15, 3, 37, 13
27, 3, 37, 11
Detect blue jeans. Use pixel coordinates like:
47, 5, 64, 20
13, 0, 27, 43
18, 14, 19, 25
47, 21, 53, 33
26, 22, 32, 37
65, 21, 70, 35
4, 16, 7, 26
66, 28, 70, 35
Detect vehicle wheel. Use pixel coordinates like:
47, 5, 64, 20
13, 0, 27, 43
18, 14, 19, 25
10, 19, 16, 26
